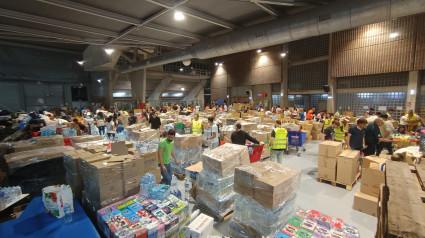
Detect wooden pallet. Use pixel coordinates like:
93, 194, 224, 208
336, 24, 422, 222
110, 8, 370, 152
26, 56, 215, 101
317, 173, 361, 191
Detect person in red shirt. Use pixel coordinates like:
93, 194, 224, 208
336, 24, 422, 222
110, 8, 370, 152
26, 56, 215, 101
306, 108, 315, 120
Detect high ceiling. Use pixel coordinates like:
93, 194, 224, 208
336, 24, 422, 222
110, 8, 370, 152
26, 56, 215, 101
0, 0, 329, 54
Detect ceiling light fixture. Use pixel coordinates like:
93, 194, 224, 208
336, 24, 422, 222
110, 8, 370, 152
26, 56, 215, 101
179, 68, 183, 72
280, 52, 287, 57
389, 32, 399, 38
97, 79, 102, 83
174, 11, 185, 21
181, 87, 185, 91
257, 49, 262, 53
215, 62, 218, 66
77, 60, 84, 65
104, 48, 114, 55
218, 63, 223, 66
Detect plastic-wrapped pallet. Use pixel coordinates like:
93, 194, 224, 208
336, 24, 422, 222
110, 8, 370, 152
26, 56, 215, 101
131, 128, 160, 142
70, 135, 102, 146
195, 143, 250, 220
282, 123, 301, 131
171, 134, 202, 174
221, 125, 235, 143
63, 149, 93, 201
230, 161, 301, 238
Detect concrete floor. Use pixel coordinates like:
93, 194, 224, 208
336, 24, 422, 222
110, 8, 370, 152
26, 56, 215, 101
181, 140, 377, 237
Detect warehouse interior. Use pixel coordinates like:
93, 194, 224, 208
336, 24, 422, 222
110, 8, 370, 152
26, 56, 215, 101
0, 0, 425, 237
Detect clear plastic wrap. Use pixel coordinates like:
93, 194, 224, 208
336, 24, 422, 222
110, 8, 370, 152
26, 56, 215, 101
233, 193, 297, 237
220, 125, 235, 143
228, 218, 264, 238
249, 130, 271, 143
256, 124, 274, 132
234, 161, 301, 209
73, 139, 109, 150
202, 143, 250, 177
125, 124, 145, 135
96, 194, 188, 238
5, 146, 75, 171
131, 128, 160, 142
170, 134, 203, 174
197, 169, 234, 197
282, 123, 301, 131
240, 122, 257, 133
70, 135, 102, 146
195, 189, 235, 219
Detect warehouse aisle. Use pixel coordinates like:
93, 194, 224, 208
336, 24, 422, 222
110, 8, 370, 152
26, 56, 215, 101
197, 141, 377, 237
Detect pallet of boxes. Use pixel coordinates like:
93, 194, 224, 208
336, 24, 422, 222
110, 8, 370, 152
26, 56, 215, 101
352, 155, 387, 216
376, 161, 425, 238
318, 141, 360, 190
194, 143, 250, 221
229, 161, 301, 238
170, 134, 203, 175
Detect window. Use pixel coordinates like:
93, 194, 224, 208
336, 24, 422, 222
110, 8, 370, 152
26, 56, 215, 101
272, 95, 281, 106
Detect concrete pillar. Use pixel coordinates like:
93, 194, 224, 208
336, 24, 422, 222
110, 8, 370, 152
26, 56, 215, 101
147, 78, 172, 108
327, 34, 336, 113
281, 43, 289, 107
406, 71, 420, 112
129, 69, 146, 104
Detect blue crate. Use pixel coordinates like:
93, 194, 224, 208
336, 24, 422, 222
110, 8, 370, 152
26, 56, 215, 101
287, 130, 306, 147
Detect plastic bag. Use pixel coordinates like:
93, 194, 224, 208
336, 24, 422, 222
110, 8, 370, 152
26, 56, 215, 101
42, 184, 74, 218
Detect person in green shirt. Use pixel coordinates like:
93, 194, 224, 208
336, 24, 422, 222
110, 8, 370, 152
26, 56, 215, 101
158, 129, 179, 185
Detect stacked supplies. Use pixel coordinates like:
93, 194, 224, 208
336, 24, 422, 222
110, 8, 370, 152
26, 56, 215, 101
97, 194, 190, 238
230, 161, 301, 238
170, 134, 203, 174
195, 143, 250, 220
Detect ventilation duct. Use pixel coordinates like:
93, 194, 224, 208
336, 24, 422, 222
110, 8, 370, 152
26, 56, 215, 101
119, 0, 425, 73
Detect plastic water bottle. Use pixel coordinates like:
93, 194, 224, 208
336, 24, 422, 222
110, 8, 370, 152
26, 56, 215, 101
184, 179, 192, 202
63, 203, 72, 223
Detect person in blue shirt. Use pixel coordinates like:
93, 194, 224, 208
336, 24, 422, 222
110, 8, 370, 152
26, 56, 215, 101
364, 118, 393, 156
346, 118, 367, 151
299, 108, 305, 121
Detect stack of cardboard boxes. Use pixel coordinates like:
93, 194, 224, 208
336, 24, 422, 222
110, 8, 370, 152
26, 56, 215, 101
311, 122, 323, 140
171, 134, 203, 174
318, 141, 342, 181
230, 162, 301, 237
353, 156, 387, 216
195, 143, 250, 220
250, 130, 271, 158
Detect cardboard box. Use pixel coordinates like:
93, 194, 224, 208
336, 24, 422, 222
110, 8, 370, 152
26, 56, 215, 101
250, 130, 270, 142
33, 135, 65, 147
352, 190, 378, 216
70, 135, 102, 146
234, 161, 301, 209
311, 131, 321, 140
312, 122, 323, 131
336, 149, 360, 185
174, 134, 202, 149
343, 111, 354, 117
318, 141, 342, 158
301, 130, 311, 139
318, 155, 337, 169
318, 167, 336, 181
240, 122, 257, 133
361, 156, 386, 198
202, 143, 250, 177
231, 112, 241, 118
301, 124, 313, 131
261, 146, 270, 157
185, 213, 214, 238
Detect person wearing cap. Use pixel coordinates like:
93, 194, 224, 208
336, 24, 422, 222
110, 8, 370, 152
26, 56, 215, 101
185, 113, 203, 134
269, 120, 287, 164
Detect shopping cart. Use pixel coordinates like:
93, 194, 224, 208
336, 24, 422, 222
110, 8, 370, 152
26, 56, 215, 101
247, 143, 264, 163
286, 130, 306, 157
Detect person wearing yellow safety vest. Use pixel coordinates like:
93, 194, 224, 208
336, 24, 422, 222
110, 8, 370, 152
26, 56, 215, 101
269, 120, 288, 164
322, 120, 340, 141
333, 119, 345, 142
406, 109, 421, 132
185, 113, 203, 134
322, 113, 333, 132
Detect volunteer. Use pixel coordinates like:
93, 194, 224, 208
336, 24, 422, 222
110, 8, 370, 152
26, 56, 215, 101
105, 116, 115, 140
333, 117, 345, 143
128, 111, 137, 126
323, 120, 340, 141
95, 112, 106, 135
269, 120, 288, 164
323, 113, 333, 130
364, 118, 393, 156
406, 109, 420, 132
346, 118, 367, 151
186, 113, 203, 135
376, 114, 395, 156
387, 108, 395, 119
306, 108, 315, 120
399, 112, 408, 131
205, 117, 219, 149
158, 129, 180, 185
231, 123, 260, 145
149, 111, 162, 131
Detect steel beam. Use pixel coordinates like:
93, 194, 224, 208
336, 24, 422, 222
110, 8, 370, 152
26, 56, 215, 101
254, 2, 281, 17
36, 0, 203, 40
146, 0, 239, 29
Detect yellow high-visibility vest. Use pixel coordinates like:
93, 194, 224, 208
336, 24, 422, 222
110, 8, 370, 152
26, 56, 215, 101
192, 119, 203, 134
334, 125, 345, 142
270, 128, 288, 150
407, 114, 418, 125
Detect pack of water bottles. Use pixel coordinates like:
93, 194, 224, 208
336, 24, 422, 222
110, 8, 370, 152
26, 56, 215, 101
171, 134, 203, 174
40, 126, 57, 136
135, 140, 160, 154
0, 186, 22, 210
139, 173, 156, 197
62, 127, 77, 138
231, 193, 297, 238
148, 184, 170, 201
197, 170, 234, 197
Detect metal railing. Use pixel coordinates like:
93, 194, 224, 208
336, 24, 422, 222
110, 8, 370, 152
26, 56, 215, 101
163, 65, 211, 77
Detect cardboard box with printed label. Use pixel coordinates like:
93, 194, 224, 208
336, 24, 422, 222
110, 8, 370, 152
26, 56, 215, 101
352, 190, 377, 216
360, 156, 386, 198
318, 141, 342, 158
202, 143, 250, 177
234, 161, 301, 209
336, 149, 360, 185
185, 213, 214, 238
